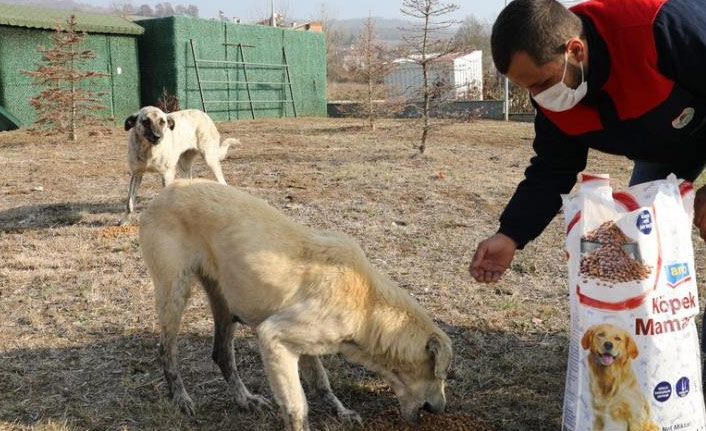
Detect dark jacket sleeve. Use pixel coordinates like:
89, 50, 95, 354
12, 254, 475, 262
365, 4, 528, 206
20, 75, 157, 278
654, 0, 706, 97
498, 109, 588, 249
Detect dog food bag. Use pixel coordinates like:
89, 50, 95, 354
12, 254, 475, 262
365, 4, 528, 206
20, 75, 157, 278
561, 173, 706, 431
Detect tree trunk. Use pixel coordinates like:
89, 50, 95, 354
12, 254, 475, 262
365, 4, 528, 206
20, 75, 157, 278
421, 61, 429, 155
70, 44, 77, 142
419, 7, 431, 155
368, 65, 374, 131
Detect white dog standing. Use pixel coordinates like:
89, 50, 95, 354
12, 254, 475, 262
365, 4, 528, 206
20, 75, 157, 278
124, 106, 238, 214
139, 180, 454, 431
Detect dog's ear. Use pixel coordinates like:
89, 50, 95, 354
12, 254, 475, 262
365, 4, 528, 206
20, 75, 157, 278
124, 113, 138, 131
427, 333, 452, 379
581, 327, 595, 350
626, 334, 639, 359
166, 115, 175, 130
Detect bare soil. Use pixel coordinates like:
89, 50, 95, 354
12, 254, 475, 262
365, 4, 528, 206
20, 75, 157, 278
1, 117, 705, 431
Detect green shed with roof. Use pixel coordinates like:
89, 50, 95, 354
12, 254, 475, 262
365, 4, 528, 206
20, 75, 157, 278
137, 16, 326, 121
0, 2, 144, 130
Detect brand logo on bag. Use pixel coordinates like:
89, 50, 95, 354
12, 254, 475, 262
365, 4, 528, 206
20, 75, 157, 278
672, 107, 695, 129
665, 263, 691, 288
636, 210, 652, 234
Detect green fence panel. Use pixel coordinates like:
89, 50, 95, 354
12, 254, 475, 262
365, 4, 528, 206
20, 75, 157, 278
138, 17, 177, 109
108, 35, 141, 121
0, 25, 141, 129
138, 16, 326, 121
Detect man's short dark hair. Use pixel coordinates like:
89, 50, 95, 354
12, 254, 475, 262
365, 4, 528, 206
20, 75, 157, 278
491, 0, 583, 74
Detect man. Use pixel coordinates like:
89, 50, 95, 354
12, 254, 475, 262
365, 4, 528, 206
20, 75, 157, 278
471, 0, 706, 284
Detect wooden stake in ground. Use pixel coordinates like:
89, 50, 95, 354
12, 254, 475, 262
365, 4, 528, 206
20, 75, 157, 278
400, 0, 459, 155
23, 15, 109, 142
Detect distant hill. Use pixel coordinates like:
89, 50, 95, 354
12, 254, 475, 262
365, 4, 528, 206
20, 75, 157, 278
328, 17, 456, 47
331, 17, 410, 43
0, 0, 106, 12
0, 2, 454, 45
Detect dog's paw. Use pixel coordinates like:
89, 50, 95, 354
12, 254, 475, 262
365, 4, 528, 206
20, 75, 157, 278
337, 408, 362, 426
236, 393, 271, 411
172, 392, 196, 416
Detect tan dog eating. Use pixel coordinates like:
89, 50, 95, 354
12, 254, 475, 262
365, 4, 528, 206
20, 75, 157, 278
138, 179, 453, 431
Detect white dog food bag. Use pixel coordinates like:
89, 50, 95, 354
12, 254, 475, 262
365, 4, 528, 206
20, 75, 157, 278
561, 173, 706, 431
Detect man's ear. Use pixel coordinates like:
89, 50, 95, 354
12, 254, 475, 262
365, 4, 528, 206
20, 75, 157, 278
427, 333, 452, 379
124, 114, 138, 131
166, 115, 175, 130
567, 37, 586, 62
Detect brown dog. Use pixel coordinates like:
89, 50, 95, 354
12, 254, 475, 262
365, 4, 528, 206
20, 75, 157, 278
581, 324, 659, 431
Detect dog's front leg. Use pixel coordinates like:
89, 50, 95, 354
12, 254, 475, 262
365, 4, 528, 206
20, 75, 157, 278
257, 320, 309, 431
205, 279, 270, 410
161, 168, 177, 188
300, 355, 361, 425
126, 172, 143, 214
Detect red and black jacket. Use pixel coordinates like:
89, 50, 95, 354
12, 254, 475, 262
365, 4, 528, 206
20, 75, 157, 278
500, 0, 706, 248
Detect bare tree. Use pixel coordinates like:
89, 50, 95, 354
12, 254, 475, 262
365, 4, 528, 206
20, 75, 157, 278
315, 4, 347, 82
154, 2, 175, 17
22, 15, 109, 142
110, 0, 136, 15
155, 87, 180, 113
185, 4, 199, 17
454, 15, 491, 69
137, 4, 154, 16
400, 0, 459, 155
353, 16, 394, 130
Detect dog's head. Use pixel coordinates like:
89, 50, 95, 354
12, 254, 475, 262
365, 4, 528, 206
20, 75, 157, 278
124, 106, 175, 144
581, 323, 638, 367
355, 331, 452, 424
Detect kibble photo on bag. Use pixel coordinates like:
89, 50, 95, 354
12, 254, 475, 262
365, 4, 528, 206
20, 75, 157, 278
561, 173, 706, 431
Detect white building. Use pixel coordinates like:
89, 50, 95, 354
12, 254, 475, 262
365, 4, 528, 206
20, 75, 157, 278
384, 51, 483, 101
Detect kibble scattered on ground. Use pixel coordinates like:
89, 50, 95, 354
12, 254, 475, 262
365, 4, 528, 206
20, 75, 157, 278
364, 409, 492, 431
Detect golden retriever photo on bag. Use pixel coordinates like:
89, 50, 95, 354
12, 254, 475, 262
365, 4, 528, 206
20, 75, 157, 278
581, 323, 659, 431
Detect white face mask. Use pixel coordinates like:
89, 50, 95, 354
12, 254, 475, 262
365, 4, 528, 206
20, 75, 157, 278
532, 52, 587, 112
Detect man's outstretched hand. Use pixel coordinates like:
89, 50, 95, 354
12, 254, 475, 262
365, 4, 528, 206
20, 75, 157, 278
469, 233, 518, 283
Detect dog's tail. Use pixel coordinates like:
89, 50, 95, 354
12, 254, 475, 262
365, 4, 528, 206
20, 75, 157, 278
219, 137, 239, 161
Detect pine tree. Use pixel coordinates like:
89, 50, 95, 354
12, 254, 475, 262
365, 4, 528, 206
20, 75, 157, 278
23, 15, 109, 142
400, 0, 460, 155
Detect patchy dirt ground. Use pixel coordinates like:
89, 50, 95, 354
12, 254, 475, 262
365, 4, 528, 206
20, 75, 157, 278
1, 118, 705, 431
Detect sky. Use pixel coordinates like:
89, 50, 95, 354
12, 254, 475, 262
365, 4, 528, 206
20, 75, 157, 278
88, 0, 505, 24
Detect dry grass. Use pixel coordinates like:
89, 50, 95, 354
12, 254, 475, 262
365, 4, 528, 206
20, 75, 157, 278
1, 117, 705, 431
328, 82, 378, 101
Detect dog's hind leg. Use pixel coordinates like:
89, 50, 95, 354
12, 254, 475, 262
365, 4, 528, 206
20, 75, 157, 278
257, 319, 309, 431
202, 146, 227, 185
177, 151, 197, 179
300, 355, 361, 425
155, 269, 195, 416
219, 137, 238, 161
200, 274, 270, 410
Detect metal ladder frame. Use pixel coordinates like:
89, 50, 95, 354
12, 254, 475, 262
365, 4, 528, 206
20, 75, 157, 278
189, 38, 297, 119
